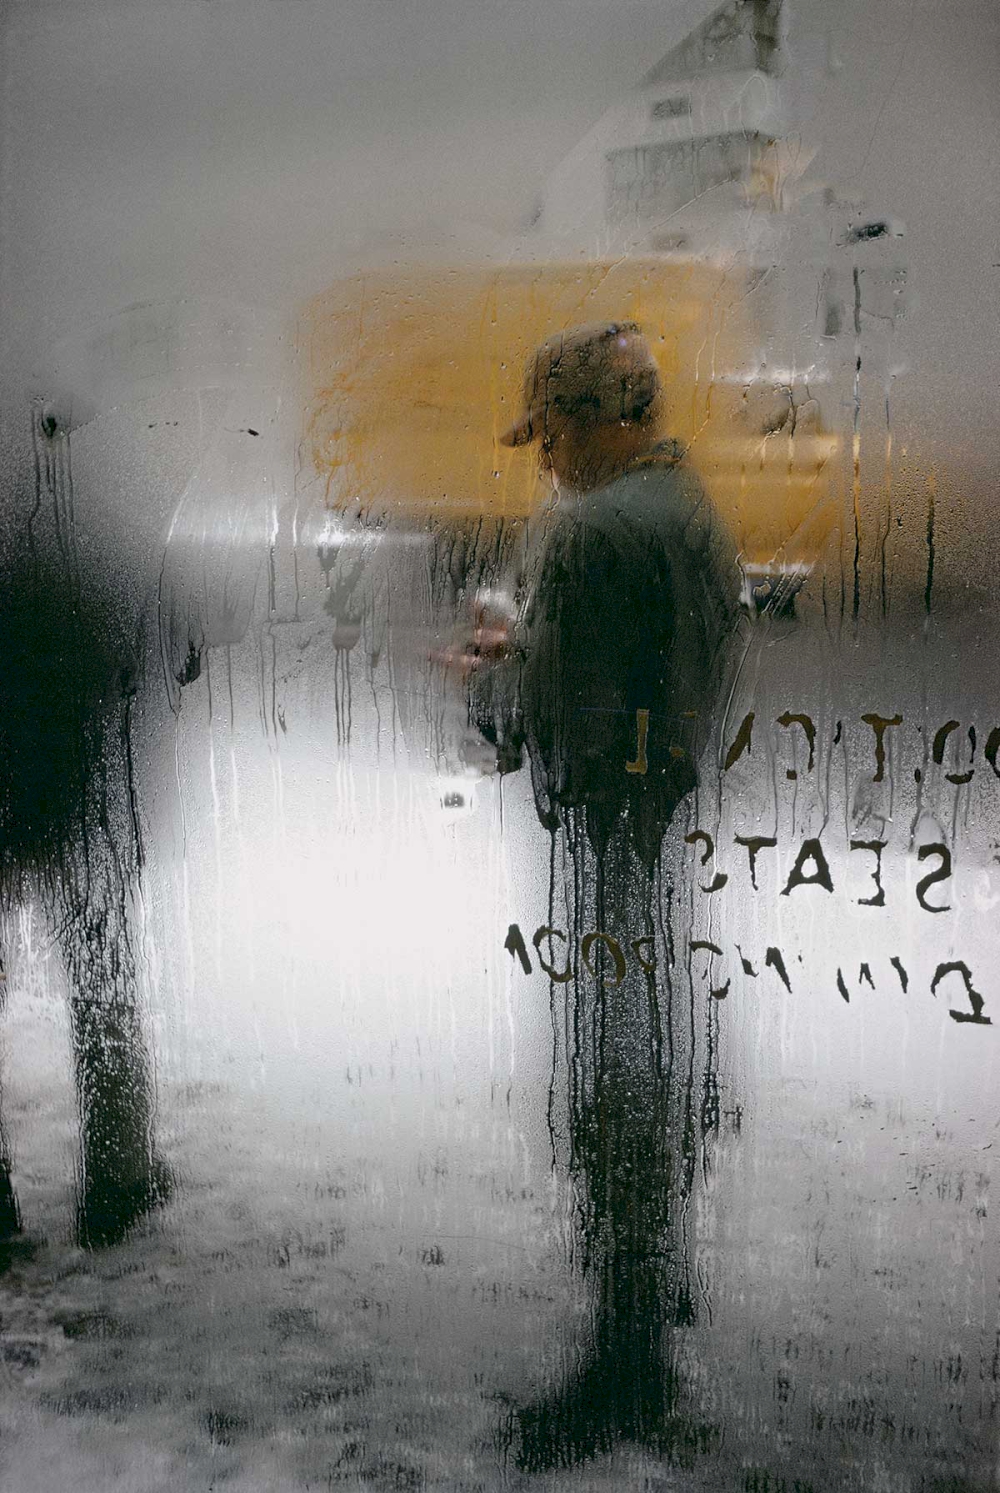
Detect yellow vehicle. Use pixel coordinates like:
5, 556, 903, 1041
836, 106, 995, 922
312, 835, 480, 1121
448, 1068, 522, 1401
300, 256, 839, 581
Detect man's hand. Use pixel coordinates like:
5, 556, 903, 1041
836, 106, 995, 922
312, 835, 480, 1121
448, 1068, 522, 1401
430, 589, 518, 676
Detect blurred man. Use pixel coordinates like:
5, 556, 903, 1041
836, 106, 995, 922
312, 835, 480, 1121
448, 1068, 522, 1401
494, 321, 739, 863
480, 323, 742, 1468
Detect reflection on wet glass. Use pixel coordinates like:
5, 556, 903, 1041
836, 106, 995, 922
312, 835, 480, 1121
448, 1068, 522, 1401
1, 0, 999, 1487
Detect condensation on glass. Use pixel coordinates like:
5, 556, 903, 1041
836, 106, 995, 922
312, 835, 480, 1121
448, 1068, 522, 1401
0, 1, 998, 1488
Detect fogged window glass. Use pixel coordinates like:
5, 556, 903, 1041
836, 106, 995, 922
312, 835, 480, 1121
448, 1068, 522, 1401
1, 1, 998, 1489
607, 133, 773, 221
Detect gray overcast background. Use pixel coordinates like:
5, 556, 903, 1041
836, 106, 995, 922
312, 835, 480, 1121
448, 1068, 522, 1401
0, 0, 715, 343
0, 0, 997, 580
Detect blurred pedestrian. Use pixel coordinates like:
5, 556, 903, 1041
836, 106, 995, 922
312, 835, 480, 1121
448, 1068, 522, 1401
481, 322, 742, 1468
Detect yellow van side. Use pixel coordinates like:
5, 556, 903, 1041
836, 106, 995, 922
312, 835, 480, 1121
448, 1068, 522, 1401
301, 258, 838, 569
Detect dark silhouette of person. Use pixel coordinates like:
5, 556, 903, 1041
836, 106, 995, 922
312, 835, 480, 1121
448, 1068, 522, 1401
475, 323, 742, 1469
0, 409, 174, 1259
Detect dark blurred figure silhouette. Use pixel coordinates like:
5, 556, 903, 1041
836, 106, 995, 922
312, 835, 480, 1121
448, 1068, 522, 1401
0, 410, 171, 1259
475, 324, 741, 1469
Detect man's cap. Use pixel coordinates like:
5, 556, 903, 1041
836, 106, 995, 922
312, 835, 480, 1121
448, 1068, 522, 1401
500, 322, 662, 448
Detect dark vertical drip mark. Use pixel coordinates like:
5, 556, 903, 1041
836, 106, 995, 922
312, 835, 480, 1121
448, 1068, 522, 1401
880, 378, 892, 618
345, 646, 353, 744
924, 478, 936, 618
644, 875, 664, 1079
333, 649, 344, 749
545, 829, 560, 1164
27, 406, 45, 565
122, 686, 144, 876
291, 504, 302, 625
270, 632, 279, 741
204, 646, 214, 728
61, 430, 82, 609
659, 880, 676, 1090
226, 645, 235, 731
852, 266, 863, 622
701, 978, 720, 1142
0, 924, 23, 1250
680, 868, 699, 1327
